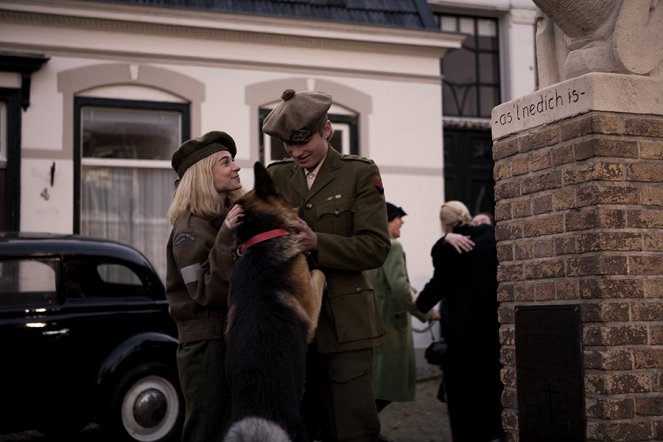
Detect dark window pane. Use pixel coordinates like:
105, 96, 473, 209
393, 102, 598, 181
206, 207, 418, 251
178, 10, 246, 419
479, 86, 500, 117
477, 19, 498, 50
479, 52, 499, 84
443, 49, 476, 84
443, 83, 459, 115
444, 82, 478, 117
462, 87, 478, 116
439, 14, 499, 118
478, 35, 498, 51
330, 131, 342, 150
459, 18, 475, 49
443, 129, 495, 216
270, 137, 287, 161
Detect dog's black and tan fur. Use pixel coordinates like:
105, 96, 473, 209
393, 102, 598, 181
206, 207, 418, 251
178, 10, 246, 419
224, 162, 324, 442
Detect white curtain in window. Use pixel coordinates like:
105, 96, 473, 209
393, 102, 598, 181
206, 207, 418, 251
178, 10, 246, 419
81, 166, 175, 281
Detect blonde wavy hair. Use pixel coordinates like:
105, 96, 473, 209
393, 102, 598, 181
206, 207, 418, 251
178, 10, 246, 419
167, 153, 244, 224
439, 200, 472, 227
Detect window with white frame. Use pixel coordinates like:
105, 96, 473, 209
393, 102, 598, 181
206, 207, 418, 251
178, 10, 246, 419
75, 98, 188, 281
259, 105, 358, 165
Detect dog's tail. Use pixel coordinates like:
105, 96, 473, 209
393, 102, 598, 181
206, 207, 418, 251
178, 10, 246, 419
223, 417, 292, 442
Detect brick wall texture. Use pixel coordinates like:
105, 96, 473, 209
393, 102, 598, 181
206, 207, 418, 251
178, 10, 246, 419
493, 111, 663, 442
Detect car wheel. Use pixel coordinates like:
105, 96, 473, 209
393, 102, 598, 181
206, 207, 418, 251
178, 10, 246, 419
103, 362, 183, 442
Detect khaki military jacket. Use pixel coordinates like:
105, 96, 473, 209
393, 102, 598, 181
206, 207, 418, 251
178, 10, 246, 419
267, 147, 390, 353
165, 213, 234, 343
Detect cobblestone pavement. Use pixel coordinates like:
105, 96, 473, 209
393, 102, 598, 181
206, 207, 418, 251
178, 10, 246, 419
0, 375, 451, 442
378, 374, 452, 442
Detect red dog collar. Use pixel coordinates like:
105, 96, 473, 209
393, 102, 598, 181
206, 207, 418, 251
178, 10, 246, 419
237, 228, 291, 255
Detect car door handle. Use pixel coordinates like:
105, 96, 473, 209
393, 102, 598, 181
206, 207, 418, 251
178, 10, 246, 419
42, 328, 70, 337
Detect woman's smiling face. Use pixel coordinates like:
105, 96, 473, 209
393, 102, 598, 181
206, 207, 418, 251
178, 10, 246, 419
211, 150, 241, 193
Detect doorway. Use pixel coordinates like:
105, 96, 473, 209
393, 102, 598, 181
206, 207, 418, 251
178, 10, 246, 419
443, 128, 495, 217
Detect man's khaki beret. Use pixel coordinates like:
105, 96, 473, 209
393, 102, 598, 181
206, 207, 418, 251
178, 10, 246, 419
171, 131, 236, 179
262, 89, 332, 144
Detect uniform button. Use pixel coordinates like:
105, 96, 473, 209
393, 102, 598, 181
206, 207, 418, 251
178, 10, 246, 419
305, 203, 313, 210
334, 210, 340, 216
356, 287, 362, 292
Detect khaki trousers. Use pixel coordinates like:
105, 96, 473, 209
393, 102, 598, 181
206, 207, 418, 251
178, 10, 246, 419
302, 347, 380, 442
177, 340, 231, 442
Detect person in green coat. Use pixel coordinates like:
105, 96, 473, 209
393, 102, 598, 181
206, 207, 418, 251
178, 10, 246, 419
367, 203, 438, 414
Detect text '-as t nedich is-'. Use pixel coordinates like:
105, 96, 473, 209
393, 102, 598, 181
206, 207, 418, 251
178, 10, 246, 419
494, 87, 586, 127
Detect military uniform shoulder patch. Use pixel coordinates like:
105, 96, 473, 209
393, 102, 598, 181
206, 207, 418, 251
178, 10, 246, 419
173, 232, 197, 247
266, 158, 295, 169
374, 178, 384, 194
340, 154, 373, 164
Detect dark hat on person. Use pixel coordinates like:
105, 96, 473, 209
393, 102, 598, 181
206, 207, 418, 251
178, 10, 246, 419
171, 131, 237, 179
386, 202, 407, 222
262, 89, 332, 144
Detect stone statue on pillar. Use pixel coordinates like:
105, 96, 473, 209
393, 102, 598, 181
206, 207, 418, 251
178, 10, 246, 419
533, 0, 663, 87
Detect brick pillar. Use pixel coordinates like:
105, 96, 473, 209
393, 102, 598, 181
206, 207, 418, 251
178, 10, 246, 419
491, 74, 663, 442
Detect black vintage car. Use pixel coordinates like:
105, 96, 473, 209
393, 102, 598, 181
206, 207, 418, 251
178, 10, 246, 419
0, 233, 183, 442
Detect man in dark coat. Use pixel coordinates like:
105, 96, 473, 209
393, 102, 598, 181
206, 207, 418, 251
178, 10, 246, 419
263, 89, 391, 442
415, 201, 504, 442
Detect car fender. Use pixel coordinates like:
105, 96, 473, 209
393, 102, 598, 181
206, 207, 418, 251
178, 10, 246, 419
96, 332, 179, 386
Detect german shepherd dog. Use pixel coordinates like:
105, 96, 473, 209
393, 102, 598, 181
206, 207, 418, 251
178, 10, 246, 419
224, 162, 325, 442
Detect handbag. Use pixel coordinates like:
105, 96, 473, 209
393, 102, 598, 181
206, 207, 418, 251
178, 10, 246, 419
424, 340, 447, 366
424, 326, 447, 366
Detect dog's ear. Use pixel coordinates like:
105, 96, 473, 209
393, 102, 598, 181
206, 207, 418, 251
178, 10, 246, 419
253, 161, 277, 199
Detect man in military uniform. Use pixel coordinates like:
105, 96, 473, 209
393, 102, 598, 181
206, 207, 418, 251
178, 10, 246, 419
263, 89, 391, 442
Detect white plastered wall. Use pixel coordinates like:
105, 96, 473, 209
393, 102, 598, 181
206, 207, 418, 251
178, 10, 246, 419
1, 0, 457, 283
2, 0, 537, 359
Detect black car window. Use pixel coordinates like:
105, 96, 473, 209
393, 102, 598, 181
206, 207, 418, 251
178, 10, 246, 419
0, 258, 58, 307
65, 260, 147, 299
97, 263, 142, 286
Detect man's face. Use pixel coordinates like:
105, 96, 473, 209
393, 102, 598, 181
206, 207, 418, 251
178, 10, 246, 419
283, 120, 331, 170
471, 214, 492, 226
388, 216, 404, 239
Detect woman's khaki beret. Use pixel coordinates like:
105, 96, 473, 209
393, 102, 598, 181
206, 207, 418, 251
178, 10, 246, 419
171, 131, 236, 179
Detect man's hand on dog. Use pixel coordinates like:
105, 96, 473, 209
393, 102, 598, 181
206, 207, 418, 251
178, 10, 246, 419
293, 218, 317, 251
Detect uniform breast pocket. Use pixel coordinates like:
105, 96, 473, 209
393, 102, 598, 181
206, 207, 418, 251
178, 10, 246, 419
327, 289, 383, 344
315, 200, 354, 233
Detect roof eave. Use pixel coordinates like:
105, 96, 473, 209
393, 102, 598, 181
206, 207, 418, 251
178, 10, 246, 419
1, 0, 465, 53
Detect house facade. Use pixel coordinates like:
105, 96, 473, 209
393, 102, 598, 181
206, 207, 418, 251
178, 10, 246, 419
0, 0, 538, 358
